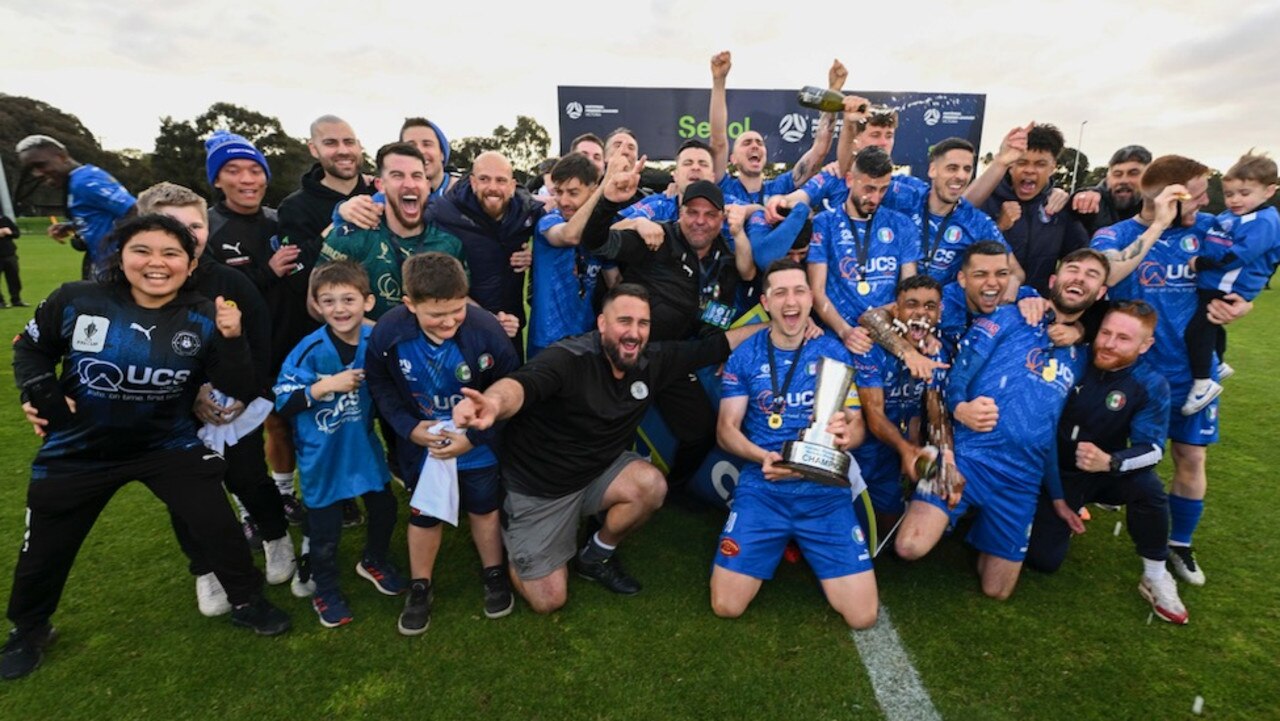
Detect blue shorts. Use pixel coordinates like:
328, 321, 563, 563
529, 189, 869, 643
408, 465, 502, 528
915, 456, 1038, 562
855, 443, 907, 515
1167, 378, 1219, 445
714, 480, 873, 580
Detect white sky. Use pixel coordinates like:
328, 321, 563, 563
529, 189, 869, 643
3, 0, 1277, 173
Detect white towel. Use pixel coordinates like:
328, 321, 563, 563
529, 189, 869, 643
846, 453, 867, 499
409, 421, 460, 527
197, 391, 274, 454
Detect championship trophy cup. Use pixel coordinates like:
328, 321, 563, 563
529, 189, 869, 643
778, 357, 855, 486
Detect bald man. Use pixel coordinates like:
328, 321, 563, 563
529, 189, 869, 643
426, 151, 546, 357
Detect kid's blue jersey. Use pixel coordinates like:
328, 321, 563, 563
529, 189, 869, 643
1197, 206, 1280, 301
882, 182, 1008, 285
852, 343, 949, 484
946, 304, 1086, 492
67, 164, 136, 267
274, 325, 389, 508
809, 205, 922, 324
1091, 215, 1215, 391
719, 173, 796, 206
529, 211, 598, 355
721, 331, 859, 495
393, 332, 496, 470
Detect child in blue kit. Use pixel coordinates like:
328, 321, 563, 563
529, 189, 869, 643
365, 252, 520, 636
274, 260, 405, 628
1183, 152, 1279, 416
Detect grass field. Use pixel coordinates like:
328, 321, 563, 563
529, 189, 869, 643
0, 218, 1276, 719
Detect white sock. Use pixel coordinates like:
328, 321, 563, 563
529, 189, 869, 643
1142, 558, 1169, 582
299, 536, 310, 555
592, 531, 617, 551
271, 472, 295, 495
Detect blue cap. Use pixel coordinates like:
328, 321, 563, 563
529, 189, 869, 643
205, 130, 271, 186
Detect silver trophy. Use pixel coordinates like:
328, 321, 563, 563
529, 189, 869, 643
778, 357, 855, 486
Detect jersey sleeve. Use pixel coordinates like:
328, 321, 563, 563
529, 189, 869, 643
273, 341, 320, 417
1112, 370, 1170, 474
745, 204, 810, 270
853, 347, 886, 389
508, 347, 575, 406
652, 333, 733, 389
945, 311, 1008, 412
12, 286, 72, 395
807, 213, 831, 265
897, 215, 924, 265
83, 173, 137, 216
720, 345, 751, 399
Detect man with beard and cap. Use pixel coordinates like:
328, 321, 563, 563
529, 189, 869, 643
320, 143, 465, 320
979, 124, 1091, 297
16, 135, 136, 280
451, 284, 765, 612
424, 151, 543, 353
580, 169, 756, 489
1024, 300, 1189, 625
274, 117, 377, 517
808, 146, 922, 355
894, 248, 1110, 601
710, 259, 877, 629
1070, 145, 1152, 236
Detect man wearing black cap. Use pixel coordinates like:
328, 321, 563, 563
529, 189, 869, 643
581, 168, 756, 487
1070, 145, 1153, 236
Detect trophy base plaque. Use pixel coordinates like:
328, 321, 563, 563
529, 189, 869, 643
778, 440, 851, 487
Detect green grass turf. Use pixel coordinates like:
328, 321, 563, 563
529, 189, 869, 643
0, 221, 1277, 719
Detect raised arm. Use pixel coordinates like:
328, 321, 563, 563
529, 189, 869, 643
1099, 186, 1179, 285
709, 51, 732, 182
964, 122, 1030, 207
791, 59, 847, 186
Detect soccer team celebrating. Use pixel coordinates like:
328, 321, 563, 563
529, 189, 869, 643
3, 51, 1277, 680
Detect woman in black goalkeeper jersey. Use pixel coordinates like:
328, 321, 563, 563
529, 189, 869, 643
1, 215, 291, 681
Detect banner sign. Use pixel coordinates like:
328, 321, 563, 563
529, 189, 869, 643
558, 86, 986, 178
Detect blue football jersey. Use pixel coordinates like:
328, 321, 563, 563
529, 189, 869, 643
67, 165, 137, 267
809, 205, 922, 325
947, 304, 1086, 491
720, 173, 797, 206
721, 331, 859, 495
883, 185, 1007, 285
1197, 206, 1280, 301
852, 343, 949, 485
529, 211, 598, 355
394, 333, 497, 470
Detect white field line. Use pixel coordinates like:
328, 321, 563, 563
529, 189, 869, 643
851, 606, 942, 721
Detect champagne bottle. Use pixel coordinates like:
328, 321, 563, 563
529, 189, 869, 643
797, 86, 854, 113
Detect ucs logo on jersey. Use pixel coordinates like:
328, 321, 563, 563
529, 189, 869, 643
76, 358, 190, 395
1138, 260, 1195, 288
315, 391, 363, 434
1024, 348, 1075, 389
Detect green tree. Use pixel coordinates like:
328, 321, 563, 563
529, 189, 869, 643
150, 102, 313, 207
0, 94, 150, 212
450, 116, 552, 183
1054, 147, 1090, 193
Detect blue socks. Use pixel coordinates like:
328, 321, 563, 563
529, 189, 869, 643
1168, 494, 1204, 546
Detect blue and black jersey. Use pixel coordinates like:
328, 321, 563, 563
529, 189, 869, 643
365, 303, 519, 479
529, 211, 600, 356
66, 165, 136, 270
1045, 361, 1170, 499
12, 282, 254, 470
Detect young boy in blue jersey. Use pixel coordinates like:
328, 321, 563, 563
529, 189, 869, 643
365, 252, 519, 635
711, 259, 878, 629
529, 154, 603, 357
895, 249, 1110, 600
1182, 152, 1279, 415
274, 260, 405, 628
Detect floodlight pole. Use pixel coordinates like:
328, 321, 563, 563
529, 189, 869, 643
1070, 120, 1088, 194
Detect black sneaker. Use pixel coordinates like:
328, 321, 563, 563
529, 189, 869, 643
229, 597, 292, 636
398, 580, 433, 636
241, 517, 263, 552
1, 625, 56, 680
280, 494, 305, 526
1168, 545, 1206, 586
575, 553, 641, 596
481, 565, 514, 619
11, 300, 27, 308
341, 499, 364, 528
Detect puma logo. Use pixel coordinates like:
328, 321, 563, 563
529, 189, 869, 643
202, 452, 224, 461
130, 322, 156, 340
221, 242, 243, 255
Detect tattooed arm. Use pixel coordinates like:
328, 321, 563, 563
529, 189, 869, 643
1100, 185, 1180, 285
858, 305, 949, 381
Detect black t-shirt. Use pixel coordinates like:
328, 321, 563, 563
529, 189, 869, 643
499, 331, 730, 497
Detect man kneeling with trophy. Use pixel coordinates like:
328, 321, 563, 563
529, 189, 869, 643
710, 259, 879, 629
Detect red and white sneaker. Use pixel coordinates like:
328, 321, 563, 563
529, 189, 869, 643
1139, 574, 1189, 625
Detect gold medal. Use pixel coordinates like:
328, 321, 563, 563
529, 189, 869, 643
857, 280, 871, 295
1041, 359, 1058, 382
768, 413, 783, 429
